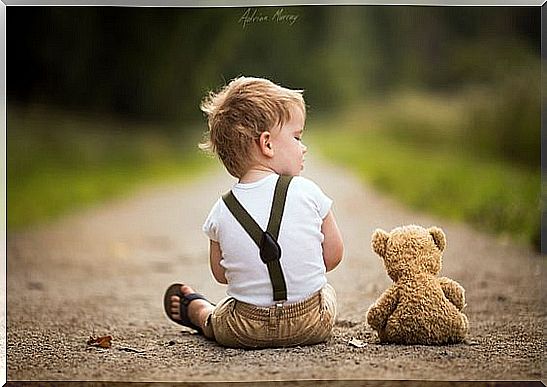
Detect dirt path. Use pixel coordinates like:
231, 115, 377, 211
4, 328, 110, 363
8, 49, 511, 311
6, 158, 546, 382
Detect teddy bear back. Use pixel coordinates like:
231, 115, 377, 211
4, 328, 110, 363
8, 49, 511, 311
371, 225, 446, 281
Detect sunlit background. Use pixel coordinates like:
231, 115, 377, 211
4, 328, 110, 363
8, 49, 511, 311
7, 6, 541, 248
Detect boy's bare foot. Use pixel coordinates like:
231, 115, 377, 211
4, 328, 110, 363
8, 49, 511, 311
170, 285, 215, 333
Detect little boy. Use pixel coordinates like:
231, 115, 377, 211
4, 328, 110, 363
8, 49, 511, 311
164, 76, 344, 348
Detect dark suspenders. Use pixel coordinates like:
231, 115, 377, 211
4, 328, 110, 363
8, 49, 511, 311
221, 175, 293, 302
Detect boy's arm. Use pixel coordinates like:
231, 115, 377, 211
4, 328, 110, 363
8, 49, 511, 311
209, 240, 227, 284
321, 210, 344, 272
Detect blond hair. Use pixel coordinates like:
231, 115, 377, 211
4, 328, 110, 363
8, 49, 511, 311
199, 76, 306, 178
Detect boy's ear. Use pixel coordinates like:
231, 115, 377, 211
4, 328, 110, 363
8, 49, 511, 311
259, 131, 274, 157
371, 229, 389, 257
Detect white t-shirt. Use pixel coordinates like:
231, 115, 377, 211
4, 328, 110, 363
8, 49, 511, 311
202, 173, 332, 306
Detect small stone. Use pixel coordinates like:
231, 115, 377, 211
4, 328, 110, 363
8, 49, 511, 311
348, 337, 367, 348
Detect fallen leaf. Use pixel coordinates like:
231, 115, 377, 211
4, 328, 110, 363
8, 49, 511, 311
87, 335, 112, 349
348, 337, 366, 348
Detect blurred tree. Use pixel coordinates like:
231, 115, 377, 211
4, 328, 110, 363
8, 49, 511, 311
7, 6, 540, 133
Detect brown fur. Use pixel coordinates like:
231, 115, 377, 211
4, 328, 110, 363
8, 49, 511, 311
366, 225, 469, 345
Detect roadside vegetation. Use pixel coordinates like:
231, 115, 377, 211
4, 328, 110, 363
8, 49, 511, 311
308, 87, 540, 249
9, 82, 540, 252
8, 105, 215, 230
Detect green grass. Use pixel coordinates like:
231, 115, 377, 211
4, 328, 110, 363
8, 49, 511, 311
9, 93, 541, 249
8, 106, 216, 230
307, 93, 540, 248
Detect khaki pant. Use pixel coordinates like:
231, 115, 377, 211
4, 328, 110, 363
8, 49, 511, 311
204, 284, 337, 349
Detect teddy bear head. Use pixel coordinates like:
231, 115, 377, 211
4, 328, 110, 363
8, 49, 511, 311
371, 225, 446, 281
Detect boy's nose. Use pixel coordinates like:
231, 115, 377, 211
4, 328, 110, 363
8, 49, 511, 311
301, 142, 308, 153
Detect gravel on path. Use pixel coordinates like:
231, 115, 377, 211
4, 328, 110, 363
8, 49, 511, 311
6, 158, 545, 382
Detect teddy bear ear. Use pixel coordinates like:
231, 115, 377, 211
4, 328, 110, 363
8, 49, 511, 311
428, 226, 446, 252
371, 229, 389, 257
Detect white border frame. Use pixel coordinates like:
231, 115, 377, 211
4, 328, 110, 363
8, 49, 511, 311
1, 2, 544, 386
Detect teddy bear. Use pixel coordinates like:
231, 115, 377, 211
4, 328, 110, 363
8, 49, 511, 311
366, 225, 469, 345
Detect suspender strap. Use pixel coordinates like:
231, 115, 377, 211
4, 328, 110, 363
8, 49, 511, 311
221, 175, 293, 302
267, 175, 292, 240
221, 191, 263, 246
267, 260, 287, 302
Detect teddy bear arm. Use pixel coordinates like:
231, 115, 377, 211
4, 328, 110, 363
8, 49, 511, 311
367, 285, 398, 330
438, 277, 466, 310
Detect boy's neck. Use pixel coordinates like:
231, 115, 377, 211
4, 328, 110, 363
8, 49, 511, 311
239, 166, 276, 184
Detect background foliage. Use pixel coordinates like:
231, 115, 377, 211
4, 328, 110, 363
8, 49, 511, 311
8, 6, 541, 247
